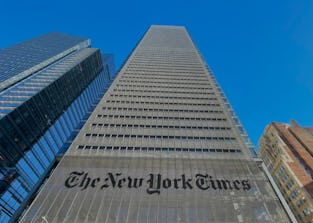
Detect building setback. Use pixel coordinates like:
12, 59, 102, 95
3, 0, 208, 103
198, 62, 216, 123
21, 25, 290, 222
260, 120, 313, 222
0, 33, 115, 223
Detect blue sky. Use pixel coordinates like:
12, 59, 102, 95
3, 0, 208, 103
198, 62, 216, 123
1, 0, 313, 148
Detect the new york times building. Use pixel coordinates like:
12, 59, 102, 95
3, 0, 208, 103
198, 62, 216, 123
21, 26, 291, 223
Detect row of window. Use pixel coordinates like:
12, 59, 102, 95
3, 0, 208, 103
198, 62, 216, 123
124, 64, 204, 69
277, 165, 285, 176
281, 173, 289, 183
296, 197, 307, 208
294, 205, 313, 222
129, 59, 201, 64
96, 114, 227, 121
105, 100, 220, 107
126, 67, 204, 72
126, 66, 203, 71
115, 84, 211, 90
130, 56, 198, 60
112, 89, 215, 95
85, 133, 236, 141
120, 75, 208, 82
127, 64, 203, 69
122, 72, 207, 78
128, 59, 200, 64
134, 50, 197, 55
286, 180, 295, 190
296, 200, 313, 222
290, 188, 299, 200
77, 145, 242, 153
131, 54, 199, 59
118, 79, 210, 86
127, 63, 202, 68
90, 123, 231, 130
102, 107, 223, 114
109, 94, 217, 101
132, 53, 198, 57
125, 67, 205, 72
128, 57, 200, 62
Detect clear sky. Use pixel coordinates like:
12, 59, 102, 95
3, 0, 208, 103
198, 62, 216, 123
1, 0, 313, 149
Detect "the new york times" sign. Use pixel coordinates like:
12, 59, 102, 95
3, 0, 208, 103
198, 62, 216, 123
64, 171, 251, 195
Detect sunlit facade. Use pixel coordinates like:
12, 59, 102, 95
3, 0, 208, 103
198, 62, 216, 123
260, 121, 313, 223
0, 33, 115, 223
21, 26, 290, 222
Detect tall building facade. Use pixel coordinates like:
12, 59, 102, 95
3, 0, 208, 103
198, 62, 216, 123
22, 26, 290, 222
260, 121, 313, 222
0, 33, 115, 223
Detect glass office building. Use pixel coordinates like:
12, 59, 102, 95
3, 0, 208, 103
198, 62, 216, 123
0, 33, 115, 223
21, 26, 291, 222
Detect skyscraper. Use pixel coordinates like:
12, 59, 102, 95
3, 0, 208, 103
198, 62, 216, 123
260, 121, 313, 222
21, 26, 290, 222
0, 33, 115, 223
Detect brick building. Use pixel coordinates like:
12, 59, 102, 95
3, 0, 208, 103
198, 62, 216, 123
260, 120, 313, 222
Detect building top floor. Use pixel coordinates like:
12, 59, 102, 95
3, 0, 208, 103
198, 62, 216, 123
0, 32, 90, 92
